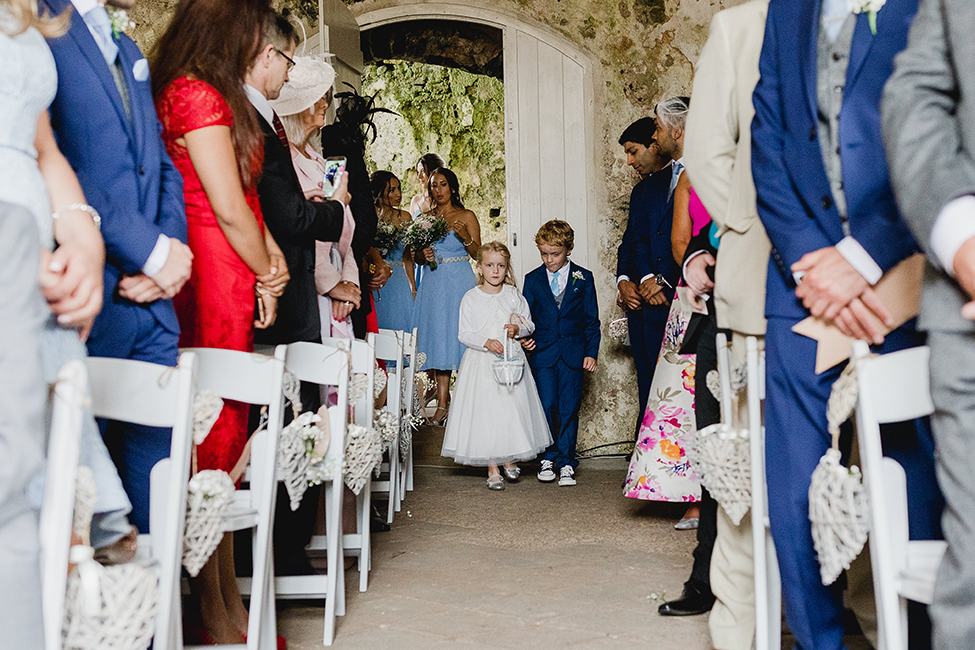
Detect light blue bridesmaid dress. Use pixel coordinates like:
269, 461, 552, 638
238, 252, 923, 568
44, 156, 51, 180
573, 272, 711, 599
411, 231, 476, 371
373, 240, 414, 333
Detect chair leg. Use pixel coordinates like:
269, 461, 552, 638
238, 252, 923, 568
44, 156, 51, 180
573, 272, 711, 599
359, 479, 371, 592
386, 444, 398, 524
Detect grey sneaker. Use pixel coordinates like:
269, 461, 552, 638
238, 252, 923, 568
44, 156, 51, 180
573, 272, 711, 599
537, 460, 556, 482
558, 465, 576, 486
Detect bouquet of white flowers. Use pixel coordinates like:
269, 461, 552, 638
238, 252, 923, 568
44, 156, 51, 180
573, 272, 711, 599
403, 215, 449, 269
374, 220, 404, 258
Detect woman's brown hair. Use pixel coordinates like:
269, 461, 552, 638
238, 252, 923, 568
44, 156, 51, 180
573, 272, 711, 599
150, 0, 270, 187
1, 0, 69, 38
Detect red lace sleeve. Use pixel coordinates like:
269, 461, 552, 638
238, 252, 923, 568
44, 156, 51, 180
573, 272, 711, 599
158, 77, 233, 139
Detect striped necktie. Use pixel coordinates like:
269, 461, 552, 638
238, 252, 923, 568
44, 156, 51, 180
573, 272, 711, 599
271, 112, 289, 150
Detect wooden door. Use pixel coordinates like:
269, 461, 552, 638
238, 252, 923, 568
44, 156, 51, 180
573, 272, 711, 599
503, 27, 596, 284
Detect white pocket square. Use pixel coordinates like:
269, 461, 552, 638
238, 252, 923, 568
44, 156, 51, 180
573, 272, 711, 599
132, 58, 149, 82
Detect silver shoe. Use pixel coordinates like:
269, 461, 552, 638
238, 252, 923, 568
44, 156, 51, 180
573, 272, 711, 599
487, 473, 505, 491
674, 517, 699, 530
503, 465, 521, 481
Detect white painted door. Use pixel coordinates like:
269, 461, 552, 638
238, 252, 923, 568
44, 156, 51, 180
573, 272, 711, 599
503, 28, 596, 284
307, 0, 363, 120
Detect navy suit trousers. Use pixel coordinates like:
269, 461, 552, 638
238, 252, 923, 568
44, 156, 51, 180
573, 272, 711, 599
627, 304, 670, 437
87, 307, 178, 534
764, 317, 942, 650
533, 359, 583, 469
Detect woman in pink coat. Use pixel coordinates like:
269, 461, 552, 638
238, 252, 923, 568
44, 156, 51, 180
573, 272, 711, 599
273, 56, 359, 340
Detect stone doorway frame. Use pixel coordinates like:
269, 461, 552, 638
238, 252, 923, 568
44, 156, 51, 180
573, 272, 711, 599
352, 0, 600, 279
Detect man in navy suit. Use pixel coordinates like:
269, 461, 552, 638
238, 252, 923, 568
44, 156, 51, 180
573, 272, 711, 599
42, 0, 190, 535
522, 221, 600, 487
752, 1, 942, 647
616, 115, 682, 436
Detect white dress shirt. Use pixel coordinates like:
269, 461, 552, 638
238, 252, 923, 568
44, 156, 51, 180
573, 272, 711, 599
244, 84, 275, 126
546, 263, 570, 296
930, 195, 975, 275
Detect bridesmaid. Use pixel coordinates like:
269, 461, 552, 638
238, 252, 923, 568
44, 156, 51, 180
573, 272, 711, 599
408, 152, 445, 217
370, 170, 415, 332
152, 0, 288, 643
412, 168, 479, 424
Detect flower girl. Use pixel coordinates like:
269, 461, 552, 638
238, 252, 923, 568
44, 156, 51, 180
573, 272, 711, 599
441, 243, 553, 489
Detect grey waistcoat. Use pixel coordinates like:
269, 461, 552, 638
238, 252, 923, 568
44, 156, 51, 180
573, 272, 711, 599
817, 14, 857, 237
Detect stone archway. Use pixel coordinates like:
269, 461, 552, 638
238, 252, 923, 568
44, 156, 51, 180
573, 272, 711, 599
353, 0, 599, 284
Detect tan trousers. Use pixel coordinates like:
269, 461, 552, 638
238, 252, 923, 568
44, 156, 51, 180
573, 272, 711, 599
708, 333, 878, 650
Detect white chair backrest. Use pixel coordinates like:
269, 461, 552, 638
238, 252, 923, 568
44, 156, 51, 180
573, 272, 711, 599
182, 347, 286, 408
85, 352, 196, 650
855, 342, 934, 424
284, 342, 349, 467
317, 338, 374, 425
40, 360, 86, 650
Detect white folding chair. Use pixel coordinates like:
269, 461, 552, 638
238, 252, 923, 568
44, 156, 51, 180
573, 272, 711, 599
852, 341, 946, 650
272, 341, 349, 645
310, 337, 374, 593
374, 329, 405, 522
40, 360, 86, 650
395, 327, 419, 500
746, 335, 782, 650
184, 346, 287, 650
86, 353, 196, 650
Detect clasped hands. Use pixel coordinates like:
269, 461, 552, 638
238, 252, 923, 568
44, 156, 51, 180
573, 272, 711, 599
329, 280, 361, 321
792, 246, 893, 344
616, 277, 668, 312
118, 237, 195, 304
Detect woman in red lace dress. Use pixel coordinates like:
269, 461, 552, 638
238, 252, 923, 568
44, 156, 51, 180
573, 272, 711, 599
151, 0, 288, 644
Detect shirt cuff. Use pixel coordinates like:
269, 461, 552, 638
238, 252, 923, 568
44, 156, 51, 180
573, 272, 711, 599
639, 273, 656, 285
616, 275, 630, 286
682, 249, 707, 283
835, 236, 883, 285
142, 234, 171, 278
930, 195, 975, 275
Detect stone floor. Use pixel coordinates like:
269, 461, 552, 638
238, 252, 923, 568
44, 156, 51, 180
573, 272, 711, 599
276, 426, 873, 650
278, 461, 708, 649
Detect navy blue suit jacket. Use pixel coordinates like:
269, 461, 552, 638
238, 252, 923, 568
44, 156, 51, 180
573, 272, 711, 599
522, 262, 601, 369
752, 0, 919, 320
43, 0, 186, 336
616, 166, 681, 291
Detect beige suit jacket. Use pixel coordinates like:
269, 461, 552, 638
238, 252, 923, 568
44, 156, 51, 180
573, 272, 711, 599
683, 0, 770, 336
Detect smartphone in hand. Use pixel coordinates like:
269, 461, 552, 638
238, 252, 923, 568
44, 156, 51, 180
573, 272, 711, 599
322, 157, 347, 198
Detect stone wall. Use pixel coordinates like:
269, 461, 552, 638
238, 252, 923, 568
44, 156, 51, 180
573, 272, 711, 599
360, 60, 507, 245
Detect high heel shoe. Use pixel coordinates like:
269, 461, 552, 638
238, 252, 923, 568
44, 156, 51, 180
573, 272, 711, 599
427, 406, 448, 427
486, 473, 505, 491
503, 465, 520, 481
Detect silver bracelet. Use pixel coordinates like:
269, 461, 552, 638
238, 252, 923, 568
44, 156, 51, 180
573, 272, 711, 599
51, 203, 101, 230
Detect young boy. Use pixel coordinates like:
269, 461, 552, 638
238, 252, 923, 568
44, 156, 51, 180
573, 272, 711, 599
521, 220, 601, 486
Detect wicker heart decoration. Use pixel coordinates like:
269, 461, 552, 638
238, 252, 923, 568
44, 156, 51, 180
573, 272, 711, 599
182, 470, 235, 577
63, 547, 159, 650
809, 447, 870, 585
278, 412, 316, 511
343, 423, 382, 495
686, 423, 752, 525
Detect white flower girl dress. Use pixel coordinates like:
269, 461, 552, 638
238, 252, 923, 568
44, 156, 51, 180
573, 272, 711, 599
441, 284, 553, 465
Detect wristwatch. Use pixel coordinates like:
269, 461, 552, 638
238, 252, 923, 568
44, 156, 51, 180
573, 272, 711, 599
653, 273, 673, 289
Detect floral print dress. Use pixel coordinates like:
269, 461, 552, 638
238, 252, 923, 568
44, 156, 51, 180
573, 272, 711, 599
623, 287, 702, 502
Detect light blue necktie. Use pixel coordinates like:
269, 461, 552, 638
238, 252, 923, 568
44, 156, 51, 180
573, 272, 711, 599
550, 270, 560, 296
85, 5, 118, 66
669, 160, 684, 200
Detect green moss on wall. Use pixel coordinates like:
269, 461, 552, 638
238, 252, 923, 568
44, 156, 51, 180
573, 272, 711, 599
361, 60, 507, 244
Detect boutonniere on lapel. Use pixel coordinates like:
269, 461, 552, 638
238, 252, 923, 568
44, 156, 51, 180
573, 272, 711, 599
848, 0, 885, 35
571, 270, 584, 287
107, 6, 136, 38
